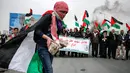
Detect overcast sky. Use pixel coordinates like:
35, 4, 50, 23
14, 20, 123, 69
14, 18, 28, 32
0, 0, 130, 32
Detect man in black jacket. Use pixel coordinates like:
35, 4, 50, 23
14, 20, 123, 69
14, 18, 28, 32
125, 30, 130, 60
108, 29, 118, 59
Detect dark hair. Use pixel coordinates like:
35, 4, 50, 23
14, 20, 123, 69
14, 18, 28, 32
25, 13, 32, 17
14, 28, 19, 30
127, 30, 130, 33
74, 28, 78, 32
103, 31, 107, 33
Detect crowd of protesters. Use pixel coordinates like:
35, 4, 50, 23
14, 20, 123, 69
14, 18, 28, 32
0, 25, 130, 60
56, 25, 130, 60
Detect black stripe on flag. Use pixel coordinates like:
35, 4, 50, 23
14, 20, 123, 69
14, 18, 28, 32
0, 19, 39, 68
0, 33, 27, 68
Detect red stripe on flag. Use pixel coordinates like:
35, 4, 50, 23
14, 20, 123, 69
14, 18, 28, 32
82, 11, 87, 21
30, 8, 33, 14
25, 25, 29, 30
82, 22, 86, 27
111, 17, 116, 26
102, 19, 106, 26
126, 23, 130, 30
94, 21, 98, 27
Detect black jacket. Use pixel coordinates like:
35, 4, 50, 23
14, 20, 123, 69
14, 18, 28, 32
108, 32, 118, 46
125, 34, 130, 48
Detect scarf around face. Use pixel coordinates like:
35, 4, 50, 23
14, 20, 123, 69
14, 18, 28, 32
42, 10, 65, 40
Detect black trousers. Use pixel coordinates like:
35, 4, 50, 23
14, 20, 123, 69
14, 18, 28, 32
59, 51, 65, 57
92, 43, 98, 57
126, 48, 130, 60
108, 44, 117, 59
100, 44, 107, 58
71, 52, 77, 57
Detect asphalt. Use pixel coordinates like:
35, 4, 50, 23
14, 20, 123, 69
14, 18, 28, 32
1, 57, 130, 73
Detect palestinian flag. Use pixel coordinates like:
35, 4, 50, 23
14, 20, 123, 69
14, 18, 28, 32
112, 24, 120, 29
101, 19, 106, 26
24, 9, 33, 26
126, 23, 130, 30
98, 25, 102, 31
102, 19, 110, 29
74, 15, 79, 27
103, 22, 111, 29
94, 21, 102, 31
82, 10, 89, 20
101, 19, 110, 25
83, 27, 87, 32
0, 25, 41, 73
111, 17, 123, 26
82, 10, 90, 26
82, 22, 87, 27
0, 10, 56, 73
111, 17, 121, 29
30, 8, 33, 15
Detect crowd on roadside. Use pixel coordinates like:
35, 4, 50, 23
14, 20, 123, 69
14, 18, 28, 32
0, 25, 130, 60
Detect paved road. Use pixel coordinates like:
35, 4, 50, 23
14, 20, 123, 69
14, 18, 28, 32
1, 57, 130, 73
53, 57, 130, 73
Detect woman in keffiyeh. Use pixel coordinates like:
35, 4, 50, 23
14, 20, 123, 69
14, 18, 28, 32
33, 1, 69, 73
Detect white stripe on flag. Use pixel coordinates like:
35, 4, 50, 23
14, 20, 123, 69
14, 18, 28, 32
8, 31, 36, 72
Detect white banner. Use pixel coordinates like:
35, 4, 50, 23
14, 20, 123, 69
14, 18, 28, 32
59, 36, 90, 54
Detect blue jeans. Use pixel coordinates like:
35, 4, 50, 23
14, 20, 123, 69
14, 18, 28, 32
37, 45, 53, 73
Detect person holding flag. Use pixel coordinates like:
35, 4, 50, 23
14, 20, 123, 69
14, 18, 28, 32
33, 1, 69, 73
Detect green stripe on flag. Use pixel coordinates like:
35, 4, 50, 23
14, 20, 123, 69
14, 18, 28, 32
27, 51, 42, 73
103, 23, 110, 29
24, 19, 31, 24
106, 24, 110, 29
75, 22, 79, 27
98, 25, 102, 30
83, 19, 90, 25
112, 24, 120, 29
84, 27, 87, 32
